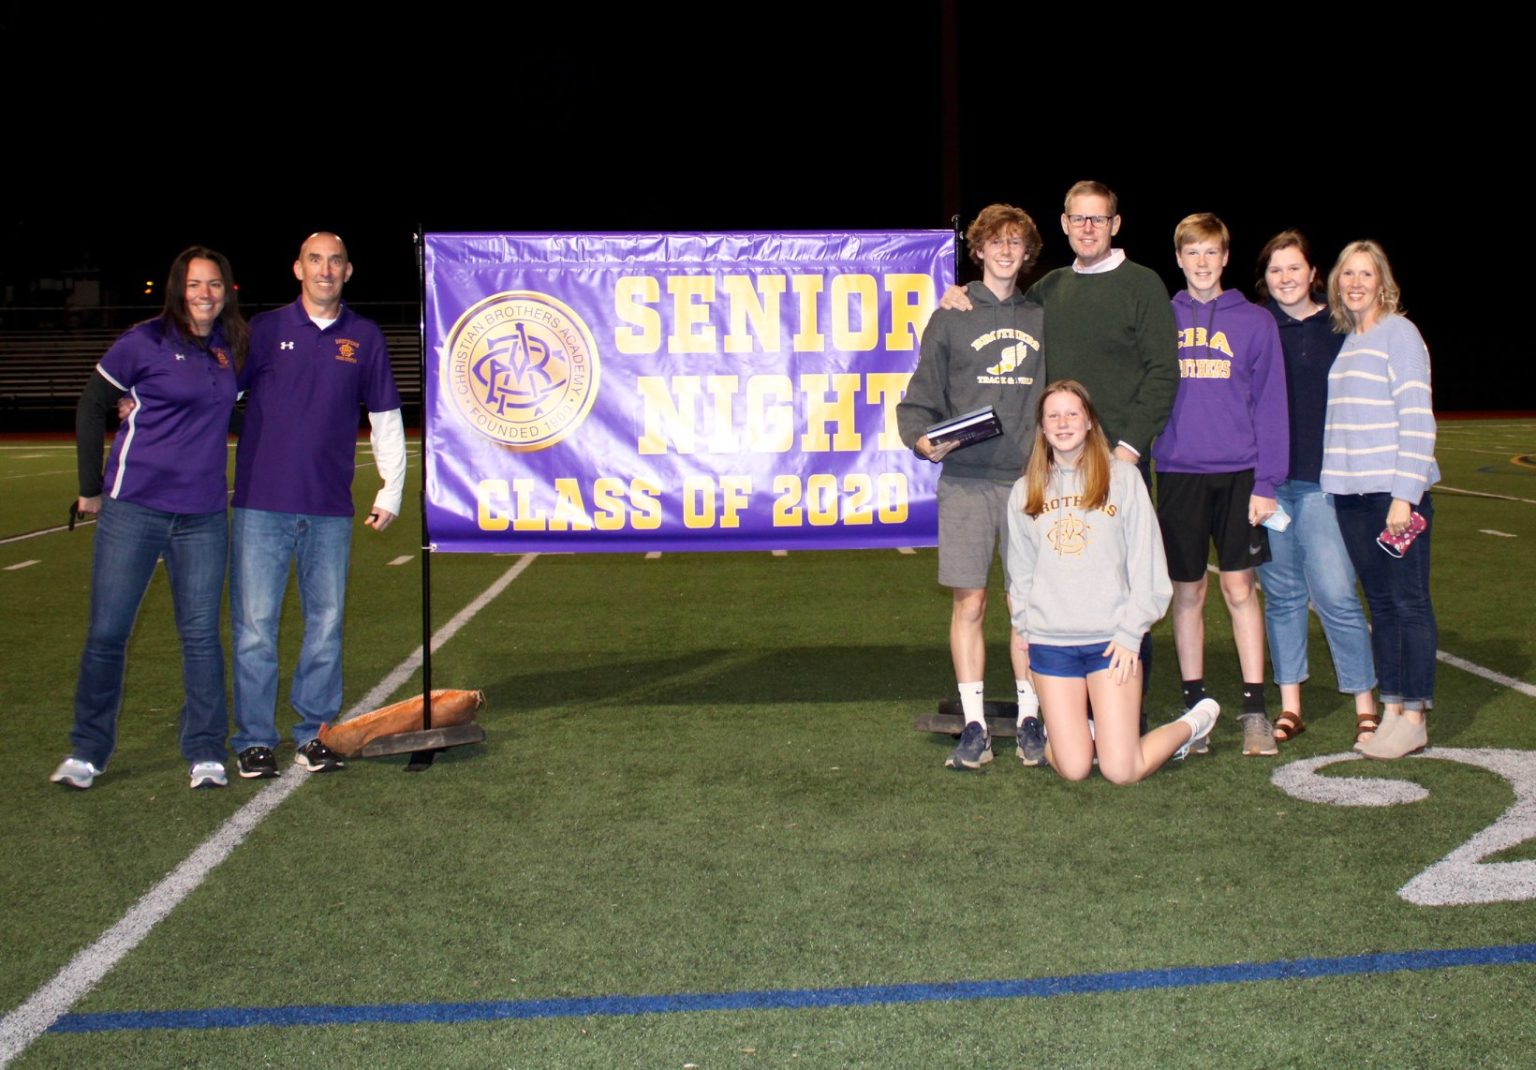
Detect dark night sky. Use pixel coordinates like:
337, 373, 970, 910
3, 8, 1524, 413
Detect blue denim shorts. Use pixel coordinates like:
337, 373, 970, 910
1029, 642, 1113, 679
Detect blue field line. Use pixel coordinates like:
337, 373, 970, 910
50, 942, 1536, 1034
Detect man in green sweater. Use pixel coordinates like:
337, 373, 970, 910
941, 181, 1178, 728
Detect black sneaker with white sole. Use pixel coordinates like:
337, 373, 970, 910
237, 746, 280, 779
294, 738, 345, 773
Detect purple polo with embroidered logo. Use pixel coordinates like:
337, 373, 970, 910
97, 320, 237, 514
233, 299, 400, 516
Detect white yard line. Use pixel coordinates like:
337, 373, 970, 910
1434, 446, 1532, 457
4, 560, 40, 571
1437, 484, 1536, 506
0, 520, 94, 545
1231, 564, 1535, 695
1437, 652, 1536, 699
1, 449, 423, 546
0, 469, 75, 481
0, 554, 538, 1067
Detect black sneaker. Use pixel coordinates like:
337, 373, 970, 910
294, 738, 346, 773
237, 746, 280, 779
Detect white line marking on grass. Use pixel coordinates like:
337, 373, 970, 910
771, 550, 788, 557
387, 555, 414, 566
338, 553, 539, 722
1244, 569, 1536, 694
645, 552, 662, 560
1480, 529, 1517, 538
0, 521, 95, 545
1435, 446, 1533, 457
0, 554, 539, 1067
4, 560, 40, 571
0, 469, 73, 480
1438, 484, 1536, 506
897, 547, 916, 555
1438, 651, 1536, 698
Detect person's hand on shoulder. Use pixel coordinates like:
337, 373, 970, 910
937, 285, 973, 312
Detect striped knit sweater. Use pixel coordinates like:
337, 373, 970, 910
1321, 314, 1439, 504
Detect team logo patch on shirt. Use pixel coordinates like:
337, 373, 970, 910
1047, 514, 1090, 556
335, 339, 361, 363
442, 291, 601, 451
212, 347, 230, 368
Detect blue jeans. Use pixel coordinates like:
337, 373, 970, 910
1333, 492, 1436, 710
70, 497, 228, 769
1257, 481, 1376, 694
230, 508, 353, 750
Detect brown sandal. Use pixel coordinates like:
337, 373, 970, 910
1273, 711, 1305, 742
1354, 713, 1380, 745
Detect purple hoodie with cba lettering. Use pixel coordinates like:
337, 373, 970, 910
1151, 288, 1289, 499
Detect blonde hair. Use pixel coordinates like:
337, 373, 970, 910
1173, 212, 1229, 253
1023, 380, 1113, 517
1327, 239, 1404, 333
1063, 180, 1118, 217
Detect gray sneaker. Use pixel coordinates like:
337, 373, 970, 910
1240, 713, 1279, 756
945, 722, 992, 771
1017, 717, 1046, 766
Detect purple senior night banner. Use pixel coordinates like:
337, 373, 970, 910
423, 232, 953, 553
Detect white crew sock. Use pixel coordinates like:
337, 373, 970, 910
1016, 677, 1039, 724
958, 681, 986, 727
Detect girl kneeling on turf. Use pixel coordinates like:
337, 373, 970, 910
1005, 381, 1217, 782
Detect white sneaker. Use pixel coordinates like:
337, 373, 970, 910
51, 757, 102, 790
189, 761, 228, 789
1174, 698, 1220, 761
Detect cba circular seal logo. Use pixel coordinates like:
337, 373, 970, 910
443, 291, 600, 451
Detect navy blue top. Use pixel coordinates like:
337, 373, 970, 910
1264, 300, 1344, 485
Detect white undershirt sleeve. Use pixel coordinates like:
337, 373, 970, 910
368, 408, 407, 517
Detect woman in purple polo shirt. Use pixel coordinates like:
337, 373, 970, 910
51, 247, 248, 791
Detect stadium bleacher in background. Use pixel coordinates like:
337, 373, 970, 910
0, 312, 421, 429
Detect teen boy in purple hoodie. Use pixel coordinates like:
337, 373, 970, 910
1153, 213, 1288, 756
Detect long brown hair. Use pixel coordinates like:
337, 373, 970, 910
1022, 380, 1113, 517
162, 245, 248, 372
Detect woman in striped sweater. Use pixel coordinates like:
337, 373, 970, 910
1321, 241, 1439, 760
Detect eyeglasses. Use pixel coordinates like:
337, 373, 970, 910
1066, 214, 1113, 229
984, 236, 1026, 250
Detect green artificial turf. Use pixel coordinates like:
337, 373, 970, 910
3, 428, 1535, 1068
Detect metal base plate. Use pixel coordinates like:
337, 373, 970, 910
359, 723, 486, 758
913, 700, 1020, 737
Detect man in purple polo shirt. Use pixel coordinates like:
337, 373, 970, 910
230, 232, 406, 778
